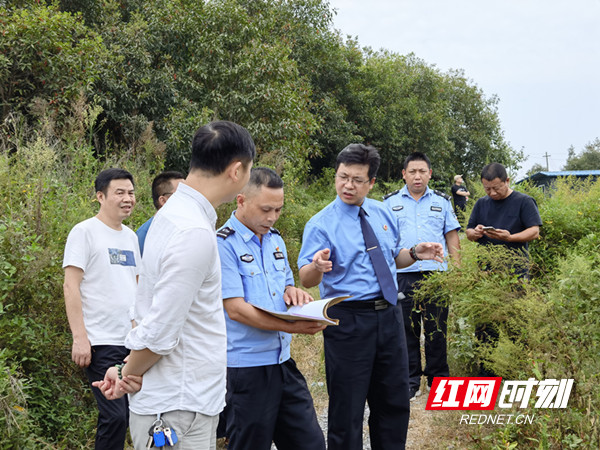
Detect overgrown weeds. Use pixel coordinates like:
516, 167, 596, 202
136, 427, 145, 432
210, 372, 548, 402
414, 179, 600, 448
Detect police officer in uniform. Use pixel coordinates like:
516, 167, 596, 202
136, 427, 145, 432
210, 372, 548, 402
384, 152, 460, 400
217, 167, 326, 450
298, 144, 444, 450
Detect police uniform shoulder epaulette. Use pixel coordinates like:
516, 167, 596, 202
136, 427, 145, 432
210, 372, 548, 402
270, 227, 281, 235
383, 189, 400, 200
216, 227, 235, 239
433, 189, 451, 201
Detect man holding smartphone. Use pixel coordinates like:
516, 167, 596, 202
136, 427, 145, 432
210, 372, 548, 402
466, 162, 542, 266
466, 162, 542, 376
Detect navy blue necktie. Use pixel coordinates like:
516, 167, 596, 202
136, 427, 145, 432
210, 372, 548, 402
358, 207, 398, 305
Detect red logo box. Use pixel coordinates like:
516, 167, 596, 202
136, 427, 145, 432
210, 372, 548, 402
426, 377, 503, 410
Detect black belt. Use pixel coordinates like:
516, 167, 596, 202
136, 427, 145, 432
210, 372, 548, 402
336, 299, 390, 310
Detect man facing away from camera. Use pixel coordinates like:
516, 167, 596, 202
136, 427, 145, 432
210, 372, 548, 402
94, 121, 256, 450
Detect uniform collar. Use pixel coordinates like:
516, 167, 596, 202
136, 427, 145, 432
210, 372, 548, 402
400, 185, 432, 200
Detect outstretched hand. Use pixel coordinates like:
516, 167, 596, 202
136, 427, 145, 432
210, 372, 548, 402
312, 248, 332, 273
415, 242, 444, 263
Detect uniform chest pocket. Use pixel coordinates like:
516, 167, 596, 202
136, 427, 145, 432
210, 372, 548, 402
239, 264, 262, 277
392, 207, 407, 219
428, 210, 444, 222
374, 229, 396, 251
272, 258, 286, 272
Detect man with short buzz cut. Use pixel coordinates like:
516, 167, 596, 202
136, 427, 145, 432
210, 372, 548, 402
217, 167, 326, 450
466, 162, 542, 265
63, 167, 141, 449
298, 143, 445, 450
93, 120, 256, 450
136, 170, 184, 255
384, 152, 460, 401
466, 162, 542, 376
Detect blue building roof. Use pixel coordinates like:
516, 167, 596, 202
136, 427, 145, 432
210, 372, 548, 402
516, 170, 600, 184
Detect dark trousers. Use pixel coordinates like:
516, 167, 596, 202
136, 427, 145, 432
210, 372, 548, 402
223, 359, 325, 450
398, 272, 449, 389
323, 303, 410, 450
85, 345, 129, 450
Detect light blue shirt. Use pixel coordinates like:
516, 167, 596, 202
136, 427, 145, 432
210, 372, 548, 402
218, 212, 294, 368
298, 196, 401, 301
384, 186, 460, 272
136, 216, 154, 256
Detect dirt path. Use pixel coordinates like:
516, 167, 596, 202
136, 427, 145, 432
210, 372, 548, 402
310, 390, 463, 450
406, 390, 467, 450
407, 392, 446, 449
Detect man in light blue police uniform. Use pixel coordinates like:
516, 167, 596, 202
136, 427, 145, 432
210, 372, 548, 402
217, 167, 326, 450
384, 152, 460, 401
298, 144, 445, 450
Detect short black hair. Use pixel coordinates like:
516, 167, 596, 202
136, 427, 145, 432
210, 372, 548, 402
152, 170, 185, 209
481, 163, 508, 182
335, 144, 381, 180
403, 152, 431, 170
190, 121, 256, 175
246, 167, 284, 190
95, 168, 135, 194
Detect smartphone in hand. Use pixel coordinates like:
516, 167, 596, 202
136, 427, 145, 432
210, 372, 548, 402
482, 226, 495, 231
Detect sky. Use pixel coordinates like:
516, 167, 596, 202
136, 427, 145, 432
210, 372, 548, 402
327, 0, 600, 181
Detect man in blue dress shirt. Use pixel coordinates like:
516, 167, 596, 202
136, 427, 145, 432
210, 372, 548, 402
218, 167, 326, 450
384, 152, 460, 401
298, 144, 444, 450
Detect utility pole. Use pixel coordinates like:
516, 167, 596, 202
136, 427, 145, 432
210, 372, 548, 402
543, 152, 551, 171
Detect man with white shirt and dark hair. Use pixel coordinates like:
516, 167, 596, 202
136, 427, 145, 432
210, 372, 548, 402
94, 121, 256, 450
63, 167, 141, 450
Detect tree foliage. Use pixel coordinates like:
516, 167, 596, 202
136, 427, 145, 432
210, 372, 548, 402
563, 138, 600, 170
0, 3, 597, 446
0, 3, 107, 124
526, 162, 546, 176
1, 0, 520, 181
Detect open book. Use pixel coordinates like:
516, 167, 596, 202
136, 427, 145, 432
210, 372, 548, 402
255, 296, 351, 325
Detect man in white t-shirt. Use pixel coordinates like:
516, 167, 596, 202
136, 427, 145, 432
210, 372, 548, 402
94, 121, 256, 450
63, 168, 141, 449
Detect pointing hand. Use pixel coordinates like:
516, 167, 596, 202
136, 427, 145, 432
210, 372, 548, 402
312, 248, 332, 273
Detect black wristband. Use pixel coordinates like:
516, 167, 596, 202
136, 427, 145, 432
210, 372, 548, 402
409, 245, 421, 261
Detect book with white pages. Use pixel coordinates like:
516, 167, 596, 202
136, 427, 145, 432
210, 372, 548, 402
254, 296, 351, 326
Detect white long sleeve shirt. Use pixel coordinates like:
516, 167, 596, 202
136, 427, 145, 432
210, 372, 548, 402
126, 182, 226, 416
